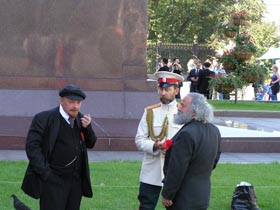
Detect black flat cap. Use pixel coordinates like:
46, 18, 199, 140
59, 85, 86, 101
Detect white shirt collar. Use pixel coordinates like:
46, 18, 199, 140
59, 105, 71, 124
161, 99, 177, 111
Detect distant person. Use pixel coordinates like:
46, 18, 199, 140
171, 57, 183, 75
269, 64, 280, 101
171, 57, 184, 99
187, 59, 196, 72
187, 58, 202, 92
158, 58, 171, 72
168, 59, 173, 70
256, 86, 264, 101
135, 71, 184, 210
211, 59, 225, 100
197, 62, 215, 99
21, 84, 97, 210
161, 93, 221, 210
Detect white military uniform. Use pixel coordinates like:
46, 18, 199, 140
135, 100, 182, 186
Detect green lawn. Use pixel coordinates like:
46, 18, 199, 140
208, 100, 280, 111
1, 161, 280, 210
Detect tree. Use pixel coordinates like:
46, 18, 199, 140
251, 22, 279, 57
148, 0, 231, 43
148, 0, 280, 57
210, 7, 270, 102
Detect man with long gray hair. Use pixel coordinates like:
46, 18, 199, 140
161, 93, 221, 210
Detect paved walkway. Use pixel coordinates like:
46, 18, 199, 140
214, 117, 280, 136
0, 150, 280, 163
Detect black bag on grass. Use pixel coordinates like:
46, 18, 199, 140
231, 182, 260, 210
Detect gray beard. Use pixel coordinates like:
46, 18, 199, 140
173, 109, 193, 125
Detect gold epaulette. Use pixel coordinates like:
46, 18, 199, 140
145, 103, 161, 110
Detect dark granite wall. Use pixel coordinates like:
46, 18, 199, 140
0, 0, 154, 91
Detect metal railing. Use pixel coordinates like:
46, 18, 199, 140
147, 42, 215, 74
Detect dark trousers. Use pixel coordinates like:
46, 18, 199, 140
190, 83, 198, 92
175, 87, 181, 99
138, 182, 162, 210
40, 173, 82, 210
175, 82, 183, 99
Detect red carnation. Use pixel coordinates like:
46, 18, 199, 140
80, 132, 85, 141
163, 139, 173, 150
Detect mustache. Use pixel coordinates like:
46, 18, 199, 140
70, 109, 79, 112
174, 109, 193, 125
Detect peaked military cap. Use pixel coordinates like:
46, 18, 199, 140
154, 71, 184, 88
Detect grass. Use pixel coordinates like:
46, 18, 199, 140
1, 100, 279, 209
1, 161, 280, 210
208, 100, 280, 111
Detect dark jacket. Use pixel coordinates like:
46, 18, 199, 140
187, 68, 200, 92
158, 66, 170, 72
162, 119, 221, 210
197, 68, 215, 97
21, 107, 97, 199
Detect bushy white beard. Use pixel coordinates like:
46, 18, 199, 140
173, 108, 193, 125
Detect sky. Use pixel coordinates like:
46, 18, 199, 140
263, 0, 280, 26
262, 0, 280, 57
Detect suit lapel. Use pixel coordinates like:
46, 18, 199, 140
48, 107, 60, 155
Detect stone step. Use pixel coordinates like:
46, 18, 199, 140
0, 113, 279, 153
1, 135, 280, 153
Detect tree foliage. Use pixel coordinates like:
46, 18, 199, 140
148, 0, 280, 57
148, 0, 231, 43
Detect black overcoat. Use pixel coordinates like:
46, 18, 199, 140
197, 68, 214, 96
21, 107, 97, 199
162, 119, 221, 210
187, 68, 199, 92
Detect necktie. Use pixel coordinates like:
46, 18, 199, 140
68, 117, 75, 128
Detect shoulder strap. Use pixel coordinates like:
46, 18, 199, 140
145, 103, 161, 110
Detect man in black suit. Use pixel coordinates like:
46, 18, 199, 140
197, 62, 215, 99
158, 58, 171, 72
161, 92, 221, 210
187, 59, 202, 92
21, 84, 97, 210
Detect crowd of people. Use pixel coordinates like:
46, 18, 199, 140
157, 57, 280, 101
157, 57, 226, 100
